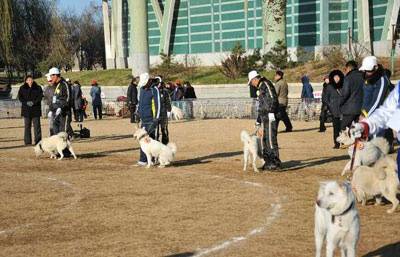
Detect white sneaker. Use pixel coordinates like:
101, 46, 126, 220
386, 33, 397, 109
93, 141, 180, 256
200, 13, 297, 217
135, 161, 147, 167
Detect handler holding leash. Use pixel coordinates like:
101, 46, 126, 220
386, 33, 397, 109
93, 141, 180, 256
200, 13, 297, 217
351, 81, 400, 181
248, 70, 281, 171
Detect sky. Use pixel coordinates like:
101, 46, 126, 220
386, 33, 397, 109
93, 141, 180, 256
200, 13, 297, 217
57, 0, 95, 14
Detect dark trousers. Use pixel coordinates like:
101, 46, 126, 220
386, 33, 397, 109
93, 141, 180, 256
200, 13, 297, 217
24, 116, 41, 145
93, 104, 102, 119
74, 109, 84, 122
53, 114, 66, 134
157, 118, 169, 145
341, 114, 359, 130
262, 118, 281, 166
139, 121, 156, 163
66, 110, 73, 137
319, 105, 328, 131
333, 117, 341, 147
129, 105, 137, 123
276, 105, 292, 131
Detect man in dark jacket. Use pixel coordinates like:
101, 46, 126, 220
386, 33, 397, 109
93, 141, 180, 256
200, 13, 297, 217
248, 70, 281, 170
127, 77, 139, 123
43, 74, 56, 135
183, 81, 197, 99
137, 73, 161, 166
65, 78, 74, 137
326, 70, 345, 149
301, 76, 314, 99
274, 70, 292, 132
47, 67, 69, 134
359, 56, 390, 118
155, 76, 172, 145
72, 81, 84, 122
339, 60, 364, 130
90, 80, 102, 120
18, 75, 43, 145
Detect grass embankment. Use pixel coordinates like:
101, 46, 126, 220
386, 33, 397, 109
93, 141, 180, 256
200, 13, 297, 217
18, 57, 400, 87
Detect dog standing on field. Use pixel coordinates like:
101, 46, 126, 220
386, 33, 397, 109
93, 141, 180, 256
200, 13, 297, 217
34, 132, 77, 160
315, 181, 360, 257
336, 127, 389, 176
240, 130, 264, 172
351, 156, 399, 213
133, 128, 177, 168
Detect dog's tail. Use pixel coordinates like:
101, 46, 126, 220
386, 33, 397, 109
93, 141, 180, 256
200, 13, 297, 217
370, 137, 390, 155
167, 142, 177, 156
240, 130, 251, 144
33, 142, 43, 157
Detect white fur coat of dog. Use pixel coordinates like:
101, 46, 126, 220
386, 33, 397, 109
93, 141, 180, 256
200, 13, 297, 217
336, 128, 389, 176
315, 181, 360, 257
240, 130, 264, 172
133, 128, 177, 168
34, 132, 77, 160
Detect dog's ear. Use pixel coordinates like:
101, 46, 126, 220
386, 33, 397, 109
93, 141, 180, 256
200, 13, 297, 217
340, 181, 351, 192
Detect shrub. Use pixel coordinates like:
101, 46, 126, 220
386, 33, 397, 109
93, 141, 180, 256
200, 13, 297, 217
152, 52, 185, 80
263, 40, 289, 69
322, 46, 347, 70
219, 42, 247, 79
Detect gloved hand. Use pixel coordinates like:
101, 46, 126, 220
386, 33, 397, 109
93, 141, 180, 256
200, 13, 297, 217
47, 111, 53, 119
350, 122, 369, 139
27, 101, 33, 107
255, 122, 261, 129
55, 108, 62, 116
167, 112, 171, 119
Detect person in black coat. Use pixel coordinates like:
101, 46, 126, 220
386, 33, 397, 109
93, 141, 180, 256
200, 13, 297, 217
72, 81, 84, 122
319, 75, 330, 132
17, 75, 43, 145
339, 60, 364, 130
326, 70, 344, 149
127, 77, 139, 123
183, 81, 197, 99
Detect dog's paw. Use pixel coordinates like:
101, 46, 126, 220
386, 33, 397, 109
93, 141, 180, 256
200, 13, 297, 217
387, 209, 395, 214
158, 165, 165, 168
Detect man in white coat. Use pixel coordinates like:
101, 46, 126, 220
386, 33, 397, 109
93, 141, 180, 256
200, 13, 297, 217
351, 81, 400, 181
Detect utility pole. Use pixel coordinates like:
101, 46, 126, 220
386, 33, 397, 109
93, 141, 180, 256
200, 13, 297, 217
391, 24, 397, 75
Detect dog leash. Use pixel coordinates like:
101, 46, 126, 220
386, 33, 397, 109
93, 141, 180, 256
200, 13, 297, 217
350, 138, 359, 172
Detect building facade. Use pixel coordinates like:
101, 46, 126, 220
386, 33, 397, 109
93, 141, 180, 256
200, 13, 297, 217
103, 0, 400, 70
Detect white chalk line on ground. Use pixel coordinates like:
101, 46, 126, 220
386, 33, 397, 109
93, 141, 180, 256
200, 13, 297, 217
0, 173, 81, 236
187, 173, 284, 257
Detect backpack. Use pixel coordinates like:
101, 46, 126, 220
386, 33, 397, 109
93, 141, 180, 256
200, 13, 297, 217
80, 127, 91, 138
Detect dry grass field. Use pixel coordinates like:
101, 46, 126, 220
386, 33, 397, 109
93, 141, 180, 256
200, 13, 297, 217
0, 117, 399, 257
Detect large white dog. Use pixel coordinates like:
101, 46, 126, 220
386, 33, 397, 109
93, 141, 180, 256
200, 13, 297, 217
34, 132, 77, 160
352, 156, 399, 213
171, 106, 184, 120
133, 128, 177, 168
315, 181, 360, 257
336, 127, 389, 176
240, 130, 264, 172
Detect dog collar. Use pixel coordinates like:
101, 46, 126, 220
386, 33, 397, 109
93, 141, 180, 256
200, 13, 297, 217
331, 201, 354, 224
138, 133, 148, 141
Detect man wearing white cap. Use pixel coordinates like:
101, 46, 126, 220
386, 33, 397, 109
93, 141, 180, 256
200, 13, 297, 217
248, 70, 281, 171
359, 56, 390, 118
47, 67, 70, 134
43, 73, 56, 135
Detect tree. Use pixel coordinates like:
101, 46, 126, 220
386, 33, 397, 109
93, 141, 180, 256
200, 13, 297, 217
263, 40, 289, 69
219, 42, 248, 79
0, 0, 13, 66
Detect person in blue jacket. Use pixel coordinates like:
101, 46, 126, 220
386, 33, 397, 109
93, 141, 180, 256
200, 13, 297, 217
136, 73, 161, 166
301, 75, 314, 99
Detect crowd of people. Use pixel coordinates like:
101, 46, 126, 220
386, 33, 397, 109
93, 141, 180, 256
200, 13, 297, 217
319, 57, 394, 151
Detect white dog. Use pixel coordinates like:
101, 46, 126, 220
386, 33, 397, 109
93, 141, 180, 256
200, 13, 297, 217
240, 130, 264, 172
315, 181, 360, 257
351, 157, 399, 213
336, 127, 389, 176
133, 128, 177, 168
34, 132, 77, 160
171, 106, 184, 120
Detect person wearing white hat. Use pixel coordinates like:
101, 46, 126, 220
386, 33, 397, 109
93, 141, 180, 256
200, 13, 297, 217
136, 73, 161, 166
248, 70, 281, 171
47, 67, 70, 134
43, 73, 56, 135
359, 56, 390, 118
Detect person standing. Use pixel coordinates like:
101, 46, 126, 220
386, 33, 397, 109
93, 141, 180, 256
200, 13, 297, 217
90, 79, 103, 120
155, 76, 172, 145
127, 77, 139, 123
248, 70, 281, 171
172, 80, 184, 101
325, 70, 344, 149
319, 75, 330, 132
183, 81, 197, 99
43, 73, 56, 135
301, 75, 314, 99
360, 56, 390, 118
72, 81, 84, 122
339, 60, 364, 130
65, 78, 74, 137
137, 73, 161, 166
17, 75, 43, 145
47, 67, 69, 134
274, 70, 292, 132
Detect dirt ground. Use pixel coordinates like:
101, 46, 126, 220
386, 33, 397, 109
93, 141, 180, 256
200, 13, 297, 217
0, 117, 399, 257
